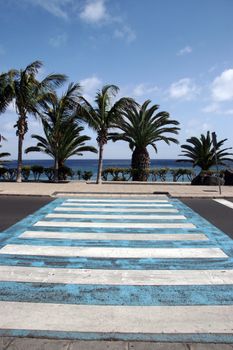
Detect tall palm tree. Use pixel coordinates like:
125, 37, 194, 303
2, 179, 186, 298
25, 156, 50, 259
0, 61, 67, 182
78, 85, 134, 184
25, 84, 97, 182
178, 131, 233, 171
110, 100, 180, 181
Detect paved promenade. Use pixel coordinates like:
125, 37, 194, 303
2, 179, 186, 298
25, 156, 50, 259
0, 196, 233, 349
0, 181, 233, 197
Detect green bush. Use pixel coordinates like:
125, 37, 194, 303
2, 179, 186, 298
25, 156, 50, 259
22, 166, 31, 181
150, 168, 168, 182
82, 171, 93, 181
0, 167, 8, 180
102, 168, 132, 181
58, 166, 74, 180
31, 165, 44, 181
77, 169, 83, 180
170, 168, 196, 182
6, 168, 17, 181
44, 167, 54, 181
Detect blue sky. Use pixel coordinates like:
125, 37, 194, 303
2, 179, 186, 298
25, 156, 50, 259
0, 0, 233, 160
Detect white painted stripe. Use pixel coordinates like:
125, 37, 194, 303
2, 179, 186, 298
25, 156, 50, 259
47, 213, 186, 220
55, 207, 178, 213
0, 302, 233, 333
66, 199, 169, 203
20, 231, 208, 241
0, 245, 227, 258
214, 199, 233, 210
62, 203, 173, 208
34, 221, 196, 229
0, 266, 232, 285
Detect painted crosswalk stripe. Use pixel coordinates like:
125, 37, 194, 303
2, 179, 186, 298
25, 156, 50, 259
61, 203, 173, 208
0, 302, 233, 333
66, 199, 169, 203
214, 199, 233, 210
1, 266, 233, 285
34, 221, 196, 229
55, 207, 178, 213
47, 213, 186, 220
0, 245, 227, 258
20, 231, 208, 241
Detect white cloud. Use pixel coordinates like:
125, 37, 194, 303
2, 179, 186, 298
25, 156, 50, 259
114, 25, 136, 43
177, 45, 192, 56
80, 0, 107, 23
202, 103, 233, 116
49, 33, 67, 48
224, 109, 233, 115
80, 75, 102, 100
202, 103, 220, 113
212, 69, 233, 102
26, 0, 73, 19
168, 78, 199, 100
132, 83, 158, 97
185, 119, 212, 137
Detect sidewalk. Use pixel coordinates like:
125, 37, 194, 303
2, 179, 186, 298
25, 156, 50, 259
0, 181, 233, 197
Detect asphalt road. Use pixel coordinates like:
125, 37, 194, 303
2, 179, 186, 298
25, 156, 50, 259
181, 197, 233, 239
0, 196, 53, 232
0, 196, 233, 241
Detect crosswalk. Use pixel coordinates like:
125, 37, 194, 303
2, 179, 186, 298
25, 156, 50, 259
0, 196, 233, 343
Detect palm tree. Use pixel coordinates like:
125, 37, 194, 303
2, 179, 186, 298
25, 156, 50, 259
25, 84, 97, 182
0, 61, 67, 182
0, 135, 10, 165
110, 100, 180, 181
0, 145, 10, 164
178, 131, 233, 171
78, 85, 134, 184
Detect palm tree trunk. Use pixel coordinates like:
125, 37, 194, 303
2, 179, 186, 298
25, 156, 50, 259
16, 116, 26, 183
54, 156, 59, 183
16, 133, 23, 183
131, 147, 150, 181
96, 143, 104, 184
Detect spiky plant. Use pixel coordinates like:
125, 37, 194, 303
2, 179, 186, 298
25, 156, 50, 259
178, 131, 233, 171
110, 100, 180, 181
78, 85, 134, 184
0, 61, 67, 182
25, 84, 97, 182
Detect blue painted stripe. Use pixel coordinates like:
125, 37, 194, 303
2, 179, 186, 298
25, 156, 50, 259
0, 256, 230, 270
0, 282, 233, 306
0, 329, 232, 343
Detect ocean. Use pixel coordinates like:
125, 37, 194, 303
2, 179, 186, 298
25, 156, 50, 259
6, 159, 196, 181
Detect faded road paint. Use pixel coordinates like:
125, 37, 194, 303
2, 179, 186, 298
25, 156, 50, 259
0, 196, 233, 343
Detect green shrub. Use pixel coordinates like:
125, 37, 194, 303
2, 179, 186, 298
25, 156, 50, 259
150, 168, 168, 181
0, 167, 8, 180
77, 169, 83, 180
22, 166, 31, 181
82, 171, 93, 181
102, 168, 132, 181
31, 165, 44, 181
44, 167, 54, 181
58, 166, 74, 180
6, 168, 17, 181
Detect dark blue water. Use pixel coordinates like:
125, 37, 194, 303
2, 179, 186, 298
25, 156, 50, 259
4, 158, 232, 181
5, 159, 195, 181
7, 158, 192, 171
